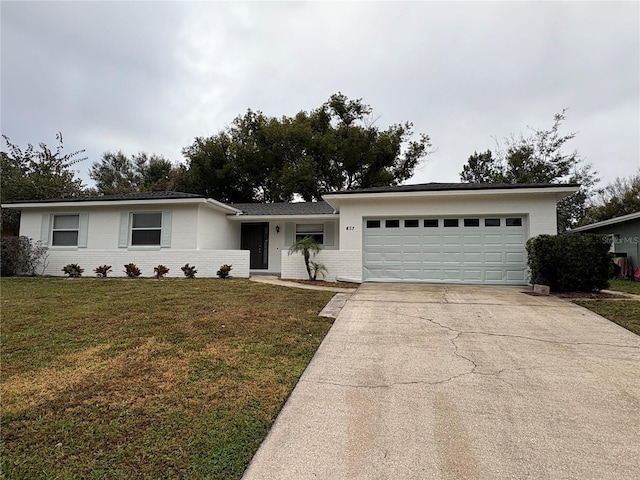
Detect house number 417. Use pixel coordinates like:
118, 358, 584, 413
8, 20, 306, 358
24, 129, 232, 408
345, 226, 355, 231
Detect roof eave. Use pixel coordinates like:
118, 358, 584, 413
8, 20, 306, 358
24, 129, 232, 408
227, 213, 339, 221
569, 211, 640, 232
3, 197, 216, 209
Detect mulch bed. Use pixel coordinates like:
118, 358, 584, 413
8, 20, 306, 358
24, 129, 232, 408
278, 278, 360, 289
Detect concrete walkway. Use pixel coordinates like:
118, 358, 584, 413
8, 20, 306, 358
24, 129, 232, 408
249, 275, 358, 293
243, 283, 640, 479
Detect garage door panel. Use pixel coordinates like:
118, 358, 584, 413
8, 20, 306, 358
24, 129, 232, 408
462, 234, 482, 246
506, 270, 526, 281
403, 235, 421, 246
505, 233, 525, 245
484, 234, 504, 245
444, 269, 462, 280
442, 234, 461, 244
383, 236, 402, 246
383, 252, 403, 262
485, 270, 504, 281
423, 252, 442, 262
365, 235, 383, 247
505, 252, 525, 264
463, 252, 482, 263
441, 252, 463, 263
463, 270, 483, 281
484, 252, 503, 263
422, 235, 443, 244
363, 217, 527, 285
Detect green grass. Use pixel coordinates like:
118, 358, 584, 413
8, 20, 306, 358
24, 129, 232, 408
574, 299, 640, 336
607, 279, 640, 295
1, 278, 335, 479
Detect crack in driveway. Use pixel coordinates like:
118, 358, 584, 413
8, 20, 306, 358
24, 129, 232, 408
303, 305, 637, 391
385, 308, 640, 351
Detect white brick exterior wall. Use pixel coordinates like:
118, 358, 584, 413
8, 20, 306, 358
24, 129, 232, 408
38, 249, 249, 278
281, 250, 362, 283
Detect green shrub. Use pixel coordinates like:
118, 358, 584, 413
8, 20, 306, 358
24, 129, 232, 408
62, 263, 84, 278
217, 264, 232, 279
0, 236, 49, 276
526, 234, 612, 292
154, 264, 170, 279
181, 263, 197, 278
94, 265, 112, 278
124, 263, 142, 277
310, 261, 327, 280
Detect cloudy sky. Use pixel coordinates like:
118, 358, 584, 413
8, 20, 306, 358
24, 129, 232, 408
2, 1, 638, 191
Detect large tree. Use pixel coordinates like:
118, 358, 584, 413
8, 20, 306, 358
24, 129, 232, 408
1, 133, 86, 232
459, 111, 598, 231
182, 93, 432, 203
89, 151, 184, 195
580, 171, 640, 225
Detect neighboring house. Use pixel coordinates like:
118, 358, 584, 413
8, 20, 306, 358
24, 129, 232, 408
569, 212, 640, 270
3, 182, 578, 284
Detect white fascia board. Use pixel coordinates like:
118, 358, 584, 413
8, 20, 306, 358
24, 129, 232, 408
569, 211, 640, 232
227, 214, 339, 222
203, 198, 242, 214
323, 185, 580, 210
4, 197, 234, 210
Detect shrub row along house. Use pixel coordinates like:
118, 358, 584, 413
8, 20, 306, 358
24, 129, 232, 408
3, 182, 578, 284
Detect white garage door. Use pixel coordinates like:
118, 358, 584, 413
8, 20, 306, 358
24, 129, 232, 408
363, 216, 528, 284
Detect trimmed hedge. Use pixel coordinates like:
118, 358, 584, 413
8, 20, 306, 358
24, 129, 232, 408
526, 233, 612, 292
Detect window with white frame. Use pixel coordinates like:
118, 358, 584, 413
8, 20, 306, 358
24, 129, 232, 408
131, 212, 162, 246
52, 215, 80, 246
295, 224, 324, 244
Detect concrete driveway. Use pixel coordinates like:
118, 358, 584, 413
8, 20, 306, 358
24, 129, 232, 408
243, 284, 640, 479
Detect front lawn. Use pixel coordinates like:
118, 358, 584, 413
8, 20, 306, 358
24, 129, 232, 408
607, 279, 640, 295
1, 278, 334, 479
574, 299, 640, 336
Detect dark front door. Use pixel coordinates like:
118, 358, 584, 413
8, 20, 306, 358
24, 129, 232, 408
241, 223, 269, 269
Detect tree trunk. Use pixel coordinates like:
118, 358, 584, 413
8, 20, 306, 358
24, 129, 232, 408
304, 251, 312, 280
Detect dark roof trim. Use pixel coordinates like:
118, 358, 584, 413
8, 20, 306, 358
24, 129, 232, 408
2, 191, 206, 204
325, 182, 581, 195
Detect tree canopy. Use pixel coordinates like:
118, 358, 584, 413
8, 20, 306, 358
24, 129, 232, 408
89, 151, 187, 195
580, 171, 640, 225
182, 93, 432, 203
1, 133, 86, 232
459, 111, 598, 231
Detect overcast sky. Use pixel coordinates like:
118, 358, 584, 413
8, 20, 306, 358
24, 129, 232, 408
2, 1, 639, 192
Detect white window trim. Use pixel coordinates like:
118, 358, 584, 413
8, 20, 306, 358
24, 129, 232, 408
48, 213, 89, 249
119, 210, 172, 250
295, 223, 325, 245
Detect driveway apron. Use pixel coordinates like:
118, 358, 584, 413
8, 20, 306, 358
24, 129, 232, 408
242, 284, 640, 479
